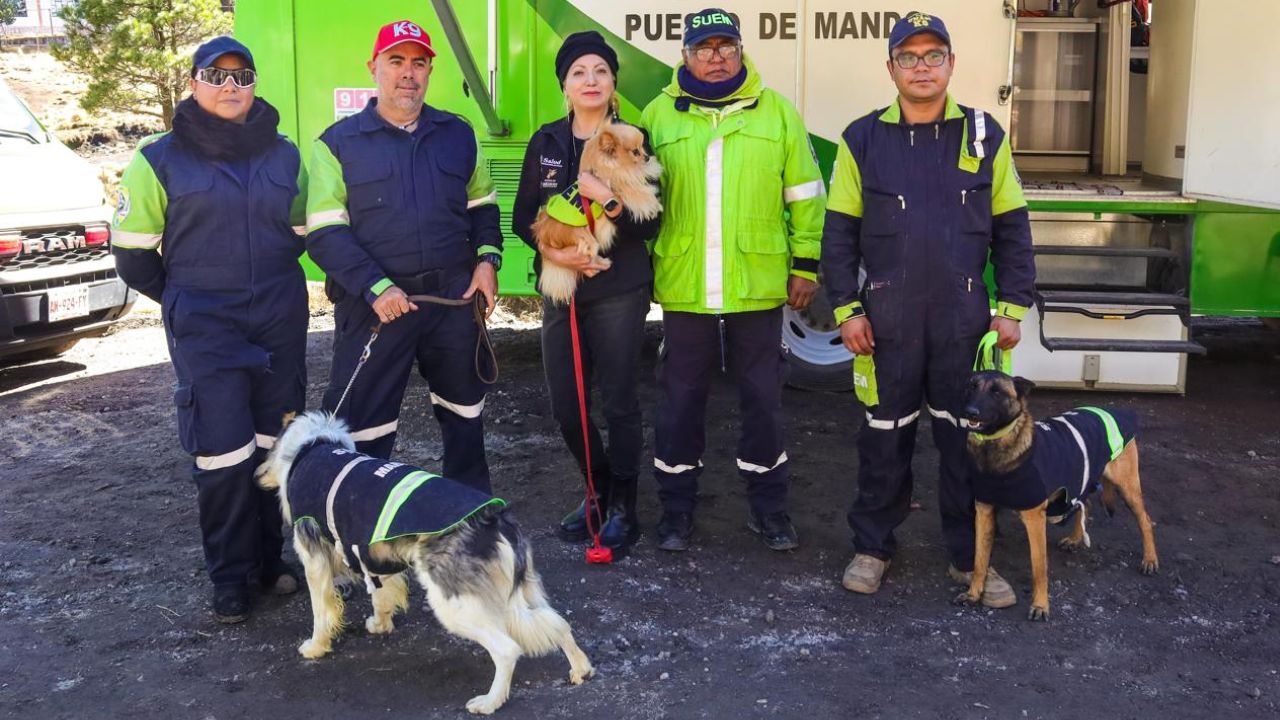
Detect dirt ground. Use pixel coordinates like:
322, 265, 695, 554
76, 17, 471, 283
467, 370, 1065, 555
1, 300, 1277, 720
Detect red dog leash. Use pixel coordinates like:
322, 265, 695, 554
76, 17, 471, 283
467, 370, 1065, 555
577, 191, 612, 564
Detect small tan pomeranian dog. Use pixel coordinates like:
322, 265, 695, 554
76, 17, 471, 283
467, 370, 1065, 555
531, 121, 662, 305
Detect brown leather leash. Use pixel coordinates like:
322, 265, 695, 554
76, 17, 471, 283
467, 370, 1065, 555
332, 293, 497, 417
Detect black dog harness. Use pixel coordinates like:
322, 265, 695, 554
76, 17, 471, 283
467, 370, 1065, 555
287, 441, 507, 592
971, 407, 1138, 524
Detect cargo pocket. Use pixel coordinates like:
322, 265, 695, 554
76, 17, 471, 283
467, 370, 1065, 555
954, 273, 994, 341
860, 188, 906, 271
436, 153, 471, 215
955, 181, 994, 270
735, 232, 789, 301
652, 232, 697, 305
862, 273, 903, 341
174, 384, 199, 455
345, 159, 408, 241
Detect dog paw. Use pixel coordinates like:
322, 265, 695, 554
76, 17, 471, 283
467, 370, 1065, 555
570, 664, 596, 685
365, 615, 395, 635
952, 591, 981, 607
1027, 605, 1050, 622
1140, 559, 1160, 576
1057, 537, 1084, 552
465, 694, 504, 715
298, 639, 330, 659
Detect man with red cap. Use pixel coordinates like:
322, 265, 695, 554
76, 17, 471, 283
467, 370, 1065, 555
306, 20, 502, 492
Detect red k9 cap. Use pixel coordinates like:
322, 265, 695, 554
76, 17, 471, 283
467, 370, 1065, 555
371, 20, 436, 61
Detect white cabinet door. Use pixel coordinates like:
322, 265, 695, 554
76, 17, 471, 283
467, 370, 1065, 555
1183, 0, 1280, 209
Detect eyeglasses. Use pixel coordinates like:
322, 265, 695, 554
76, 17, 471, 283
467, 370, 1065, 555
892, 49, 949, 70
195, 67, 257, 89
689, 43, 741, 62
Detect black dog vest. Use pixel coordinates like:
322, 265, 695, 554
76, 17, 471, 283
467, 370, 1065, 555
287, 442, 507, 591
972, 407, 1138, 524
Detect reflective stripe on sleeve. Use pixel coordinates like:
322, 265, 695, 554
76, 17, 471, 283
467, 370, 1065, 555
783, 179, 825, 203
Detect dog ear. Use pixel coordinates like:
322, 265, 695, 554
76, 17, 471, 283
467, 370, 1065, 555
1013, 376, 1036, 399
595, 128, 618, 155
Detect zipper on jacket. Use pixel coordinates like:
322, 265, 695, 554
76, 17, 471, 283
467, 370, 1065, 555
935, 123, 940, 140
967, 277, 973, 292
909, 128, 915, 147
898, 195, 906, 210
962, 189, 968, 205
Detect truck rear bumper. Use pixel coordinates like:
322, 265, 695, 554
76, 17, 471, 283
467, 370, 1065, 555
0, 275, 137, 358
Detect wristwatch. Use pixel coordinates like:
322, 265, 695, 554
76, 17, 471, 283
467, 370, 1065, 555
602, 196, 621, 214
479, 253, 502, 271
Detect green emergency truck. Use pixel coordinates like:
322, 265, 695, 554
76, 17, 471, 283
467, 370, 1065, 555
236, 0, 1280, 393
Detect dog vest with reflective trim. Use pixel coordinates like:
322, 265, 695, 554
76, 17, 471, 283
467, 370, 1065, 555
972, 407, 1138, 524
286, 442, 507, 591
543, 182, 603, 227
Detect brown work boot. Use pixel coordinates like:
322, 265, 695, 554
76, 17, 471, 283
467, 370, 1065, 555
947, 565, 1017, 608
842, 554, 890, 594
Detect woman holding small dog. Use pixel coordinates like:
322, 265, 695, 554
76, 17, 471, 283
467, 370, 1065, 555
512, 31, 661, 554
113, 37, 306, 623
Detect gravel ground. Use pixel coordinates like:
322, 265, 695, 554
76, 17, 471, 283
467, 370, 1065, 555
0, 307, 1277, 720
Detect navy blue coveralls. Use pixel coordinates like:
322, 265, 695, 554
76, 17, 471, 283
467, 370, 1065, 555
113, 130, 308, 590
306, 100, 502, 492
821, 97, 1036, 570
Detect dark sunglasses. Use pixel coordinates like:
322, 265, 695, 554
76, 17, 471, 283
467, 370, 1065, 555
195, 66, 257, 89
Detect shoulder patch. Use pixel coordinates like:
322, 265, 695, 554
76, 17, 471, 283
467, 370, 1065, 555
114, 188, 131, 226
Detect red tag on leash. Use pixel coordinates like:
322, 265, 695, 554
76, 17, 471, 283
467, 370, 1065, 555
586, 546, 613, 564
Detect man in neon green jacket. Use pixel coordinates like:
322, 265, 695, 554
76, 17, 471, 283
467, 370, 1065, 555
641, 8, 825, 552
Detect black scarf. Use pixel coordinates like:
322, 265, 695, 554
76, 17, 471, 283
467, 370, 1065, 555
171, 96, 281, 161
676, 64, 748, 109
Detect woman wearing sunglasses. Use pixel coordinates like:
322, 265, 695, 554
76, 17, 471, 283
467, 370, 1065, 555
113, 36, 309, 624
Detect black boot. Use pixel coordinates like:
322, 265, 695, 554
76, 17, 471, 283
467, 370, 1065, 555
600, 476, 640, 551
656, 511, 694, 552
557, 497, 603, 542
212, 583, 251, 624
558, 466, 609, 542
748, 511, 800, 551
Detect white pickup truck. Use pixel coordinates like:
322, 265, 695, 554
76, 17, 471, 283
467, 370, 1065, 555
0, 78, 136, 360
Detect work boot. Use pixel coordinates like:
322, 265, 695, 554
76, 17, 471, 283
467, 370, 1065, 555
212, 584, 251, 624
947, 565, 1018, 608
260, 563, 299, 596
747, 511, 800, 551
600, 477, 640, 551
842, 554, 890, 594
655, 511, 694, 552
557, 497, 603, 543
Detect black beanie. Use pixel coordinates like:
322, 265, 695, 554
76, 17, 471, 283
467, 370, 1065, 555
555, 31, 619, 85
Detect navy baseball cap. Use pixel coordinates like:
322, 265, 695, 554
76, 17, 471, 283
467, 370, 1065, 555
888, 11, 951, 54
192, 36, 256, 72
684, 8, 741, 47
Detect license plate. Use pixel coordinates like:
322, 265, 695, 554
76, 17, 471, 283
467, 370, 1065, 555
47, 285, 90, 322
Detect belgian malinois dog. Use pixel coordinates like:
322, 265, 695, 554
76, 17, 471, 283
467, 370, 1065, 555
955, 371, 1159, 621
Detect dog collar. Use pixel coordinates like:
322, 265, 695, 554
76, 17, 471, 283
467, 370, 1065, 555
970, 418, 1020, 442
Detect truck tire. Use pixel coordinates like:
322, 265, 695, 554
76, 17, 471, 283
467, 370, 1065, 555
782, 285, 854, 392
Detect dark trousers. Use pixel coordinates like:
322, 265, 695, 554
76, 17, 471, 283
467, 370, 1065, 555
848, 299, 986, 571
653, 307, 789, 516
163, 279, 308, 588
541, 286, 649, 499
321, 272, 492, 493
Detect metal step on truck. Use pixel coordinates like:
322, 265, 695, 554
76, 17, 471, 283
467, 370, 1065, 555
236, 0, 1280, 394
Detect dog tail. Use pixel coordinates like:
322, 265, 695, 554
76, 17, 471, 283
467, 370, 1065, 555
491, 513, 566, 657
538, 263, 579, 305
